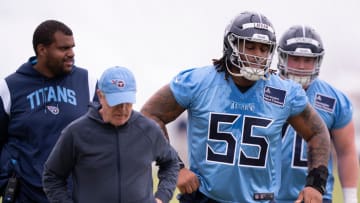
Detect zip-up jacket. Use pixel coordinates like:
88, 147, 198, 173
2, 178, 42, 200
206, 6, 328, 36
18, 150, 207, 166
43, 103, 179, 203
0, 56, 98, 202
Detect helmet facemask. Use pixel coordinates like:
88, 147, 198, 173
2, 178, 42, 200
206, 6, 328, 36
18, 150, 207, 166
278, 45, 324, 88
277, 25, 325, 88
226, 32, 276, 81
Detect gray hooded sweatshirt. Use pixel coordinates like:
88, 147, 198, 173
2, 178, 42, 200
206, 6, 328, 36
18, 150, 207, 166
43, 103, 179, 203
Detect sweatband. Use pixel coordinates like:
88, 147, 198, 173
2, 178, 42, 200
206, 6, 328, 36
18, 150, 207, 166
305, 165, 328, 195
343, 187, 357, 203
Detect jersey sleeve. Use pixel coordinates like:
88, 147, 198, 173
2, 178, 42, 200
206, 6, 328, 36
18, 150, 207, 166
333, 91, 353, 129
288, 82, 308, 117
169, 68, 198, 108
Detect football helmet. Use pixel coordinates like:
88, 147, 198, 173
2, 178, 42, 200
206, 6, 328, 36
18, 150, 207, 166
223, 11, 276, 81
277, 25, 324, 87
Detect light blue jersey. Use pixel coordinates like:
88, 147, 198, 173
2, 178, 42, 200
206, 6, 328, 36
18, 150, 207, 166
277, 79, 353, 203
170, 66, 308, 203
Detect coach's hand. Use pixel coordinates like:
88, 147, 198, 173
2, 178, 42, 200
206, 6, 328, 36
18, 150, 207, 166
177, 168, 200, 194
295, 186, 322, 203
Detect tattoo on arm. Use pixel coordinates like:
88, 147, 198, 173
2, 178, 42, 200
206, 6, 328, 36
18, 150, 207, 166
141, 84, 185, 139
299, 105, 323, 142
290, 104, 331, 170
303, 105, 330, 169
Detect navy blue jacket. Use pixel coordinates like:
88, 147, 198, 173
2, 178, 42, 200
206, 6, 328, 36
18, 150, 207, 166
0, 57, 98, 202
43, 104, 179, 203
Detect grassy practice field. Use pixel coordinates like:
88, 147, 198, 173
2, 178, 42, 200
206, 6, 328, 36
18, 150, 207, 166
332, 169, 360, 203
153, 168, 360, 203
0, 169, 358, 202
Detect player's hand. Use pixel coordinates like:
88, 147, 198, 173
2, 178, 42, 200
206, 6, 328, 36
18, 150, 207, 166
295, 186, 322, 203
155, 198, 163, 203
177, 168, 200, 194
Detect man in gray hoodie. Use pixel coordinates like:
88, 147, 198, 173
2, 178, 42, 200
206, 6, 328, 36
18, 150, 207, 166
42, 66, 179, 203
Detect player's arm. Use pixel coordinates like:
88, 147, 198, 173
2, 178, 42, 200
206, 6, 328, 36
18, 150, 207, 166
288, 104, 330, 203
288, 104, 330, 169
332, 120, 359, 203
141, 84, 200, 194
140, 84, 185, 140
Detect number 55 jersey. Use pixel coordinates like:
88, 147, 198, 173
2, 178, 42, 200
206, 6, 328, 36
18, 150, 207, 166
170, 65, 308, 203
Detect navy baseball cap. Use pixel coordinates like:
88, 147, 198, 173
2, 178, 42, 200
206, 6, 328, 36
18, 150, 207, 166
98, 66, 136, 107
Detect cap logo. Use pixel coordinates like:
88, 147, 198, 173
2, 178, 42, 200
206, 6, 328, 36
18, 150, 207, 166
111, 79, 125, 88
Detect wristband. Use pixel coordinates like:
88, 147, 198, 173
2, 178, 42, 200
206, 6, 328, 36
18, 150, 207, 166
343, 188, 357, 203
305, 165, 328, 195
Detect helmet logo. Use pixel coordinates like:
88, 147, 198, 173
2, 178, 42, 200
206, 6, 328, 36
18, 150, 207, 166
243, 23, 275, 33
254, 23, 269, 30
294, 48, 312, 54
252, 34, 270, 42
286, 37, 320, 47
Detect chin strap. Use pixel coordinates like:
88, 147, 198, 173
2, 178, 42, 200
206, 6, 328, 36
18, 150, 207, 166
225, 60, 270, 81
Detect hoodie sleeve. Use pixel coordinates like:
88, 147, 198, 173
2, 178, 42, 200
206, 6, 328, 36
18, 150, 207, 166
43, 126, 75, 203
0, 79, 10, 152
153, 127, 180, 203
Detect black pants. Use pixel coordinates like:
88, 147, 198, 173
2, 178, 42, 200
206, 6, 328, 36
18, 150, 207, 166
177, 190, 219, 203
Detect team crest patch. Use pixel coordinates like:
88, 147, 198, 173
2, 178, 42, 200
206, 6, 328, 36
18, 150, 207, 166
46, 105, 60, 115
263, 86, 286, 106
314, 93, 336, 113
111, 79, 125, 88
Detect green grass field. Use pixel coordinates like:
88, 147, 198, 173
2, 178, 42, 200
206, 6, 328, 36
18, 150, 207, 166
154, 168, 360, 203
1, 169, 358, 202
331, 169, 360, 203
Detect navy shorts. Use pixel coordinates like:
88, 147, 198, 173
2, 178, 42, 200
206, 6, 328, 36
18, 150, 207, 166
177, 190, 219, 203
177, 190, 280, 203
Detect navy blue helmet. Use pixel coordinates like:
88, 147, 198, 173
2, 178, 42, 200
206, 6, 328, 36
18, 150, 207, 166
278, 25, 324, 87
223, 11, 277, 81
